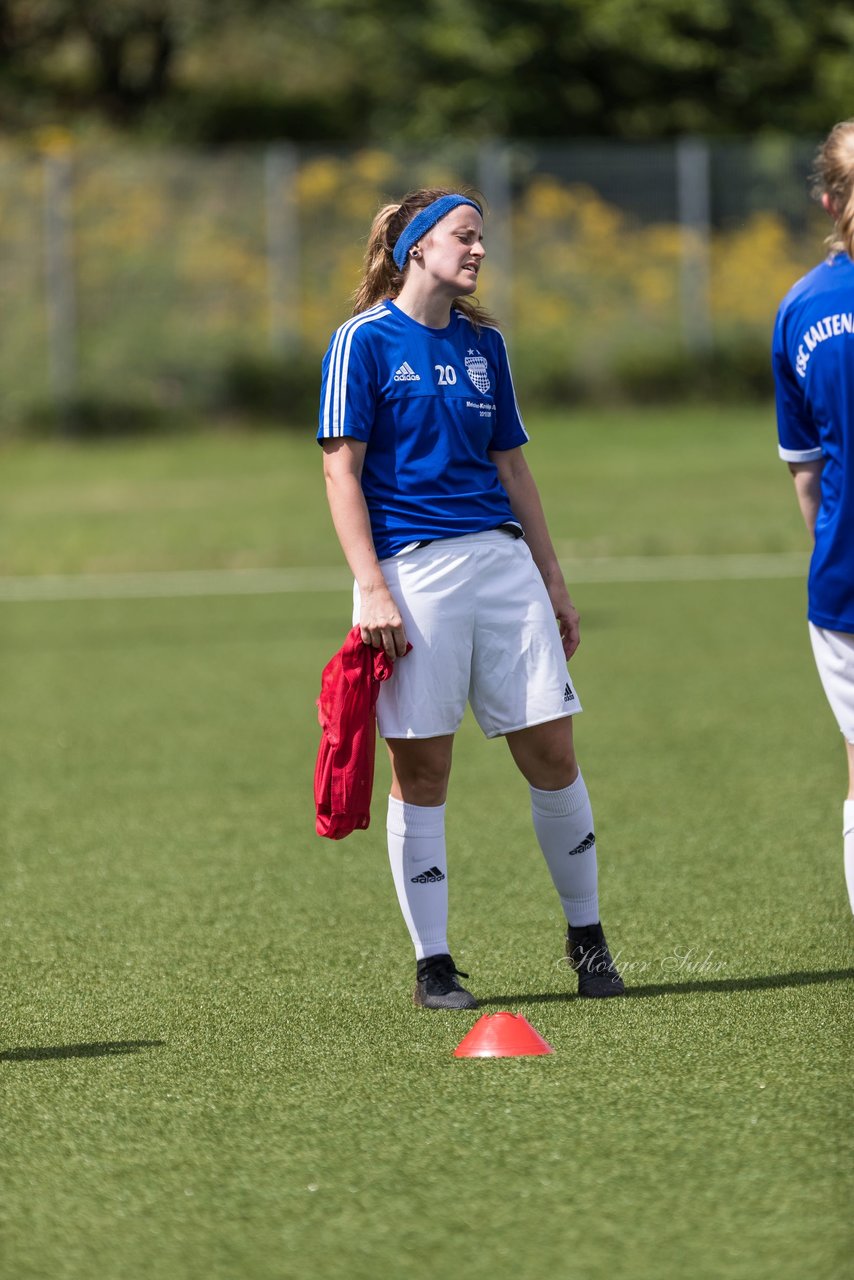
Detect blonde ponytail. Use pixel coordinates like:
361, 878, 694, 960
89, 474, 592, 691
834, 191, 854, 262
352, 202, 406, 315
812, 119, 854, 260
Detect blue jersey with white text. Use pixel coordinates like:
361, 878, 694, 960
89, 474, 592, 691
772, 254, 854, 633
317, 300, 528, 560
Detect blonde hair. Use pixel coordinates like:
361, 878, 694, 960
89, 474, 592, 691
352, 186, 497, 330
811, 119, 854, 260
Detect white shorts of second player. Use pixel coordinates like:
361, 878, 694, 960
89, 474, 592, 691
809, 622, 854, 743
353, 528, 581, 739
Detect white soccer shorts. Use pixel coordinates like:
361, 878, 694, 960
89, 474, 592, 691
809, 622, 854, 743
353, 529, 581, 739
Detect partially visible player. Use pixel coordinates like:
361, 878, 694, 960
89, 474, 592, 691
772, 120, 854, 914
317, 187, 625, 1007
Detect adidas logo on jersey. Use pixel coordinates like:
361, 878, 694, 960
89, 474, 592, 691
410, 865, 446, 883
563, 683, 575, 703
394, 362, 421, 382
568, 832, 596, 857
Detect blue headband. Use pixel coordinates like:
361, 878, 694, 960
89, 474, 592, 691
392, 195, 483, 270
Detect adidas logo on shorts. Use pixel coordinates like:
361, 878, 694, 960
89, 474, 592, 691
563, 682, 575, 703
410, 865, 446, 883
394, 362, 421, 382
568, 832, 596, 856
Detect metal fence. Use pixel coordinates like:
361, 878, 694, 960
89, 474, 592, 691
0, 137, 823, 423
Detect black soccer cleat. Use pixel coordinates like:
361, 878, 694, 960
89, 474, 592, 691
566, 921, 625, 997
413, 953, 478, 1010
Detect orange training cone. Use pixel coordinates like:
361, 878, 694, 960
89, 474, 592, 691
453, 1011, 554, 1058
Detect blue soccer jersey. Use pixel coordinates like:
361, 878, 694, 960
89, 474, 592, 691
318, 300, 529, 559
773, 253, 854, 633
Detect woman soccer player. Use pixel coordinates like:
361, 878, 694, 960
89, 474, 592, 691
318, 187, 624, 1007
772, 120, 854, 914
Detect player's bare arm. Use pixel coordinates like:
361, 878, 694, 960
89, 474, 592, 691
321, 437, 408, 658
490, 445, 581, 659
788, 459, 824, 541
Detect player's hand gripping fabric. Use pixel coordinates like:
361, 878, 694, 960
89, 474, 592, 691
359, 581, 409, 660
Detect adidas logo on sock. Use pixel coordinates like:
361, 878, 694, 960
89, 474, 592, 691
410, 865, 446, 883
563, 683, 575, 703
568, 832, 595, 856
394, 362, 421, 382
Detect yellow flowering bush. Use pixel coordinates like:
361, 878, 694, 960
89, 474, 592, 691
0, 140, 827, 424
710, 211, 818, 327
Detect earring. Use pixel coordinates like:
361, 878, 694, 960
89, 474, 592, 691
410, 248, 420, 259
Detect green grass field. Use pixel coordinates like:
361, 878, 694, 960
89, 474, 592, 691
1, 407, 851, 1280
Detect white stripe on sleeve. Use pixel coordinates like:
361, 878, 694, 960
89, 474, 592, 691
481, 321, 528, 441
778, 445, 824, 463
321, 304, 388, 438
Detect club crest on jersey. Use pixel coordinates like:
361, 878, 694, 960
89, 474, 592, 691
465, 350, 490, 394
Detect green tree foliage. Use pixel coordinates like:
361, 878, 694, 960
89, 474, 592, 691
1, 0, 851, 139
0, 0, 202, 116
327, 0, 854, 139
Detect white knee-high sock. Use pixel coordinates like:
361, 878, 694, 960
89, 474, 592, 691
844, 801, 854, 915
386, 796, 449, 960
530, 772, 600, 927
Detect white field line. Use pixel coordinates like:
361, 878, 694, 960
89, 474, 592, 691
0, 567, 352, 602
0, 553, 809, 603
560, 551, 809, 583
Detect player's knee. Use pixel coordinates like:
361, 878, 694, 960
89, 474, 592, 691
535, 750, 578, 790
508, 719, 578, 789
390, 747, 452, 806
396, 772, 449, 806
